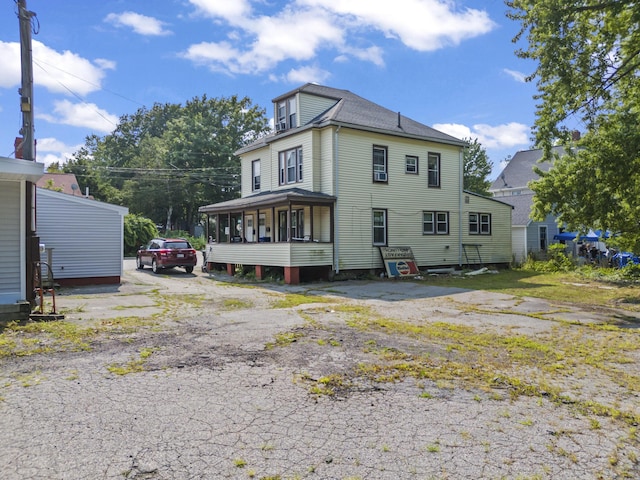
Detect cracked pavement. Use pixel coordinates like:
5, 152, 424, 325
1, 260, 638, 479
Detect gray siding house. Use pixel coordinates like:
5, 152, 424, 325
0, 155, 44, 321
36, 188, 128, 286
200, 84, 513, 283
490, 147, 565, 263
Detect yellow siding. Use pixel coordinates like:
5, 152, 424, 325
241, 146, 269, 197
462, 194, 513, 265
298, 93, 338, 125
237, 122, 512, 273
334, 128, 465, 270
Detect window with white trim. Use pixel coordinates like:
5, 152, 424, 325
276, 96, 297, 131
405, 155, 418, 174
469, 213, 491, 235
423, 211, 449, 235
427, 152, 440, 187
251, 159, 260, 191
373, 146, 388, 182
372, 209, 387, 245
279, 147, 303, 185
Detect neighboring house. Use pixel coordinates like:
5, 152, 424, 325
200, 84, 512, 284
490, 147, 565, 263
0, 155, 45, 321
37, 172, 93, 198
36, 188, 129, 286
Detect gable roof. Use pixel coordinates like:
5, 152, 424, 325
237, 84, 466, 155
490, 146, 565, 191
37, 173, 84, 196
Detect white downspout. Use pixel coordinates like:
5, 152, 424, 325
459, 148, 463, 267
334, 126, 341, 274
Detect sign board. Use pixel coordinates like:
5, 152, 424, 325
379, 246, 420, 278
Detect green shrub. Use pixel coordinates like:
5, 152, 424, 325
124, 214, 158, 256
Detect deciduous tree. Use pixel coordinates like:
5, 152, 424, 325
508, 0, 640, 250
64, 95, 269, 232
463, 137, 492, 196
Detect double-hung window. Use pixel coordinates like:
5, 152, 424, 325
423, 211, 449, 235
373, 146, 388, 182
405, 155, 418, 174
372, 209, 387, 246
251, 159, 260, 191
427, 152, 440, 187
276, 96, 297, 131
469, 213, 491, 235
279, 147, 303, 185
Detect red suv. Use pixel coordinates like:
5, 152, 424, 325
136, 238, 197, 274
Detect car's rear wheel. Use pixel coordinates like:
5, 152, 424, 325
152, 259, 159, 274
185, 266, 194, 274
136, 256, 144, 270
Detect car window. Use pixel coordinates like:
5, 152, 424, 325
165, 241, 191, 249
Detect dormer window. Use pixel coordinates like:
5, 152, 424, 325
275, 96, 297, 132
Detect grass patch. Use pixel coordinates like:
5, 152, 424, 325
265, 332, 305, 350
270, 293, 334, 309
423, 269, 640, 311
221, 298, 253, 310
106, 347, 157, 376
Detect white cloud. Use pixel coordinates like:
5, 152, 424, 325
189, 0, 253, 24
504, 68, 527, 83
37, 137, 83, 167
433, 122, 530, 150
183, 7, 343, 75
284, 65, 331, 84
0, 40, 112, 96
183, 0, 494, 76
105, 12, 172, 36
299, 0, 496, 50
37, 100, 118, 133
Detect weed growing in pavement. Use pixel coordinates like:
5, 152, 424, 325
269, 292, 334, 309
265, 332, 305, 350
221, 298, 253, 310
15, 370, 45, 387
106, 347, 157, 376
233, 457, 246, 468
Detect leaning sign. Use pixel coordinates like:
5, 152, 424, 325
379, 246, 420, 278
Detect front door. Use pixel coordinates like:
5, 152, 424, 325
245, 215, 254, 243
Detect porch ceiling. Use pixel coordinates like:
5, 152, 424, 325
199, 187, 336, 214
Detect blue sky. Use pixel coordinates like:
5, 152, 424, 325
0, 0, 540, 179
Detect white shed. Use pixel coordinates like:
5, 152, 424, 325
0, 156, 45, 320
36, 188, 129, 286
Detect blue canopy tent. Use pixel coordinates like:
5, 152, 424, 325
553, 229, 610, 241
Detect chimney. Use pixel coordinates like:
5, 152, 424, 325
397, 112, 402, 129
14, 137, 24, 159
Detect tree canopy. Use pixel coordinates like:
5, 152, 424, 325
463, 137, 492, 196
64, 95, 270, 232
508, 0, 640, 251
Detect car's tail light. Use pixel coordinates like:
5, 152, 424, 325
158, 249, 170, 257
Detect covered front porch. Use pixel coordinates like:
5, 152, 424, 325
199, 188, 336, 284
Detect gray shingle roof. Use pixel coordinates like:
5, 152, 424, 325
490, 146, 565, 191
237, 84, 466, 155
493, 193, 535, 226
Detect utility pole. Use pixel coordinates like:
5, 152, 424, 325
17, 0, 40, 308
18, 0, 36, 161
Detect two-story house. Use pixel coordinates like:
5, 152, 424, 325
199, 84, 512, 283
490, 146, 566, 263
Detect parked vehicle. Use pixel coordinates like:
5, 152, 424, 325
136, 238, 197, 274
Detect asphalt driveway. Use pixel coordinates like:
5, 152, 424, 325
1, 260, 638, 479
